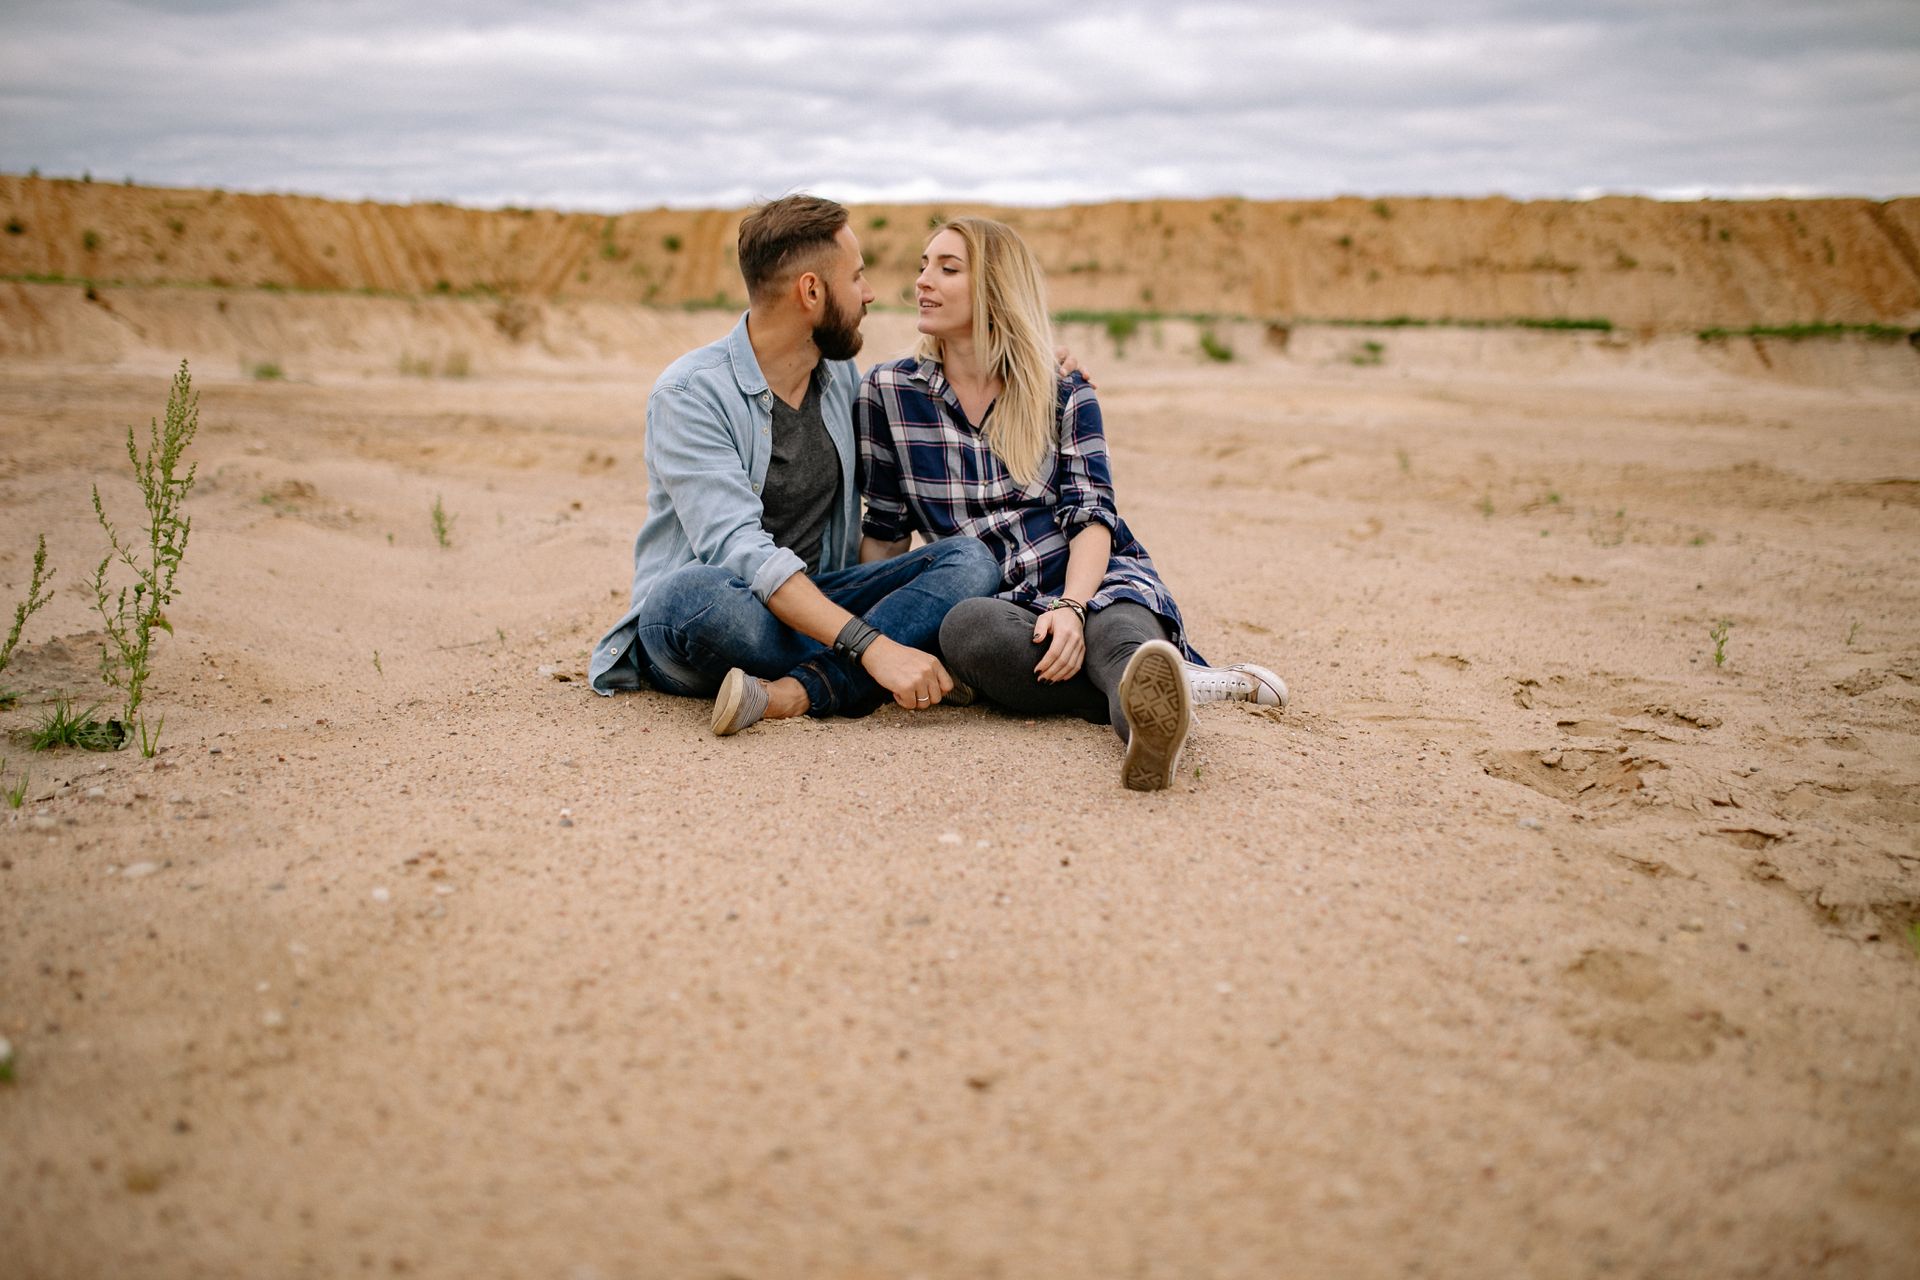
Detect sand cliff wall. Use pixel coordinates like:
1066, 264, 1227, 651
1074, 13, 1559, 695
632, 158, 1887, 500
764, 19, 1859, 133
2, 175, 1917, 332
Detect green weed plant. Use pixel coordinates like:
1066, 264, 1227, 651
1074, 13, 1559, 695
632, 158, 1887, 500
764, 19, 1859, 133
1697, 322, 1913, 343
30, 697, 121, 751
88, 360, 200, 753
1199, 329, 1234, 362
2, 534, 56, 701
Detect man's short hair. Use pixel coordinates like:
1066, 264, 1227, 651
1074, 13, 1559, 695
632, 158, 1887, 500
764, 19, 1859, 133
738, 195, 849, 300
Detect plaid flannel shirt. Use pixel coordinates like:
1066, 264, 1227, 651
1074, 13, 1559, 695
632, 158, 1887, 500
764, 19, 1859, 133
856, 356, 1199, 661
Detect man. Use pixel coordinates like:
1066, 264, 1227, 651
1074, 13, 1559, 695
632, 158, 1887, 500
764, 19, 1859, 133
588, 194, 1001, 734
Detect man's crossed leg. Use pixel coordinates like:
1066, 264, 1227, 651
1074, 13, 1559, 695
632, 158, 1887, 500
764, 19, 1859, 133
634, 536, 999, 732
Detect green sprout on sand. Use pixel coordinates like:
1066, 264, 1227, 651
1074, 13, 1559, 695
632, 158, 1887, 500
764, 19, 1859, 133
4, 761, 30, 809
431, 496, 455, 549
1709, 619, 1732, 668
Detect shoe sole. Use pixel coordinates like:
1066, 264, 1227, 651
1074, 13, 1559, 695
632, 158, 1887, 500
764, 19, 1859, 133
1119, 640, 1191, 791
711, 668, 753, 736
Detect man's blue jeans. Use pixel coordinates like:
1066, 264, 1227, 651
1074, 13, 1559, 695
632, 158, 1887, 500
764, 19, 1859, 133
633, 537, 1001, 717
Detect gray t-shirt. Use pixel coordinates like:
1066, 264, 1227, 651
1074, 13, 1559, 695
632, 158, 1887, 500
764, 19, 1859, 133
760, 369, 838, 575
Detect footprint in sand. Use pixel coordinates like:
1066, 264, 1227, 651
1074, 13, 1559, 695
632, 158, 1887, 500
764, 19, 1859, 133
1557, 948, 1739, 1063
1478, 746, 1666, 808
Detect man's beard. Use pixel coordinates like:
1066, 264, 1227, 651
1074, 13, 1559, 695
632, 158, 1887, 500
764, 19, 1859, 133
812, 287, 865, 361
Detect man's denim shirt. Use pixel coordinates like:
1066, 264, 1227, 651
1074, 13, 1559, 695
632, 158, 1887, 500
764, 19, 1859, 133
588, 313, 861, 694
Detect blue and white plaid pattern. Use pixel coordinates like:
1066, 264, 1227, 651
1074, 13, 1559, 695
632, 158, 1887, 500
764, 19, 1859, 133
857, 356, 1199, 661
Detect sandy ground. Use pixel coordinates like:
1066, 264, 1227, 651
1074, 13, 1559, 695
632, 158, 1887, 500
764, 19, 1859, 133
2, 318, 1918, 1278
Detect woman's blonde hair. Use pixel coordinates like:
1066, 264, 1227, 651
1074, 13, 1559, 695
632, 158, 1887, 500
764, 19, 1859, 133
914, 217, 1057, 486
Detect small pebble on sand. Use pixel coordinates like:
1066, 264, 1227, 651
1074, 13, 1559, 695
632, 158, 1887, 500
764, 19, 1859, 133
1518, 817, 1543, 830
371, 886, 391, 902
261, 1009, 286, 1029
938, 831, 962, 845
122, 861, 160, 879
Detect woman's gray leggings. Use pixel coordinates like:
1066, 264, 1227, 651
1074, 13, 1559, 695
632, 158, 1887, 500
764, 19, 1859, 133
938, 597, 1172, 743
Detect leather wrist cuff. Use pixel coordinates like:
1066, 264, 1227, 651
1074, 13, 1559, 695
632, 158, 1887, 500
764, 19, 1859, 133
834, 617, 882, 661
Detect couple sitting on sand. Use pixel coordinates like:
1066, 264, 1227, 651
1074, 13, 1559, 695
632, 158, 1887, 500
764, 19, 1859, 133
588, 195, 1287, 791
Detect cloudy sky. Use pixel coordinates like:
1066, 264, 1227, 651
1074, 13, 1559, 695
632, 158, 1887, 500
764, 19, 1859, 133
3, 0, 1916, 210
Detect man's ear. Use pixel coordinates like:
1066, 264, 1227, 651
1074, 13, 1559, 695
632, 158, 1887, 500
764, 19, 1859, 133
794, 269, 823, 313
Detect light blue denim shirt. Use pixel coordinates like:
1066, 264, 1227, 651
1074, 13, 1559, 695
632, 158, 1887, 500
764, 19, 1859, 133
589, 313, 861, 694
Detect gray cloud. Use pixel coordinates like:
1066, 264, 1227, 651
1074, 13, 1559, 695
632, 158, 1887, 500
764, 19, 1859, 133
1, 0, 1914, 207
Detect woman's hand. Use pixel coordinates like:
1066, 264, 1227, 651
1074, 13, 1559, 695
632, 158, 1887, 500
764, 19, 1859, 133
1031, 607, 1086, 683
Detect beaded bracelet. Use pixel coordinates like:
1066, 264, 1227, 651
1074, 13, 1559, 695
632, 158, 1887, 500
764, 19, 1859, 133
833, 616, 882, 660
1045, 597, 1087, 624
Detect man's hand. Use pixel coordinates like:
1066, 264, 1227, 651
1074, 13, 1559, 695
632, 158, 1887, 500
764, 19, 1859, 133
860, 635, 955, 709
1054, 345, 1097, 389
1031, 608, 1086, 682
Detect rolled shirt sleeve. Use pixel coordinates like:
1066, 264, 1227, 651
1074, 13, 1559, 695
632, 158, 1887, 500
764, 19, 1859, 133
1052, 377, 1122, 538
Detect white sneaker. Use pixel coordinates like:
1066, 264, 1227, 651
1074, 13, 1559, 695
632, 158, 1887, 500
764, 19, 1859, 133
1186, 661, 1288, 708
1119, 640, 1193, 792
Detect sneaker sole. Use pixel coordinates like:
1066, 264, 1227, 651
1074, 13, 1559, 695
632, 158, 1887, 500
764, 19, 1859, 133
1119, 640, 1191, 791
711, 668, 754, 736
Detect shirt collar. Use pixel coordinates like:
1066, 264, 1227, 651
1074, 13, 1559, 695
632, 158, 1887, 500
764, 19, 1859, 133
911, 354, 949, 396
724, 311, 769, 397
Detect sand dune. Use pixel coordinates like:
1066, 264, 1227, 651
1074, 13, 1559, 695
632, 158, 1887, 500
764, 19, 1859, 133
1, 197, 1918, 1277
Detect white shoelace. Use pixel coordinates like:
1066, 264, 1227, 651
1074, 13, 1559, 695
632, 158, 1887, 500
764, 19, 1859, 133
1185, 667, 1254, 703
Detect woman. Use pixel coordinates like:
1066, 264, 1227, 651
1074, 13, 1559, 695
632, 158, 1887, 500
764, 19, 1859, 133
856, 217, 1287, 791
